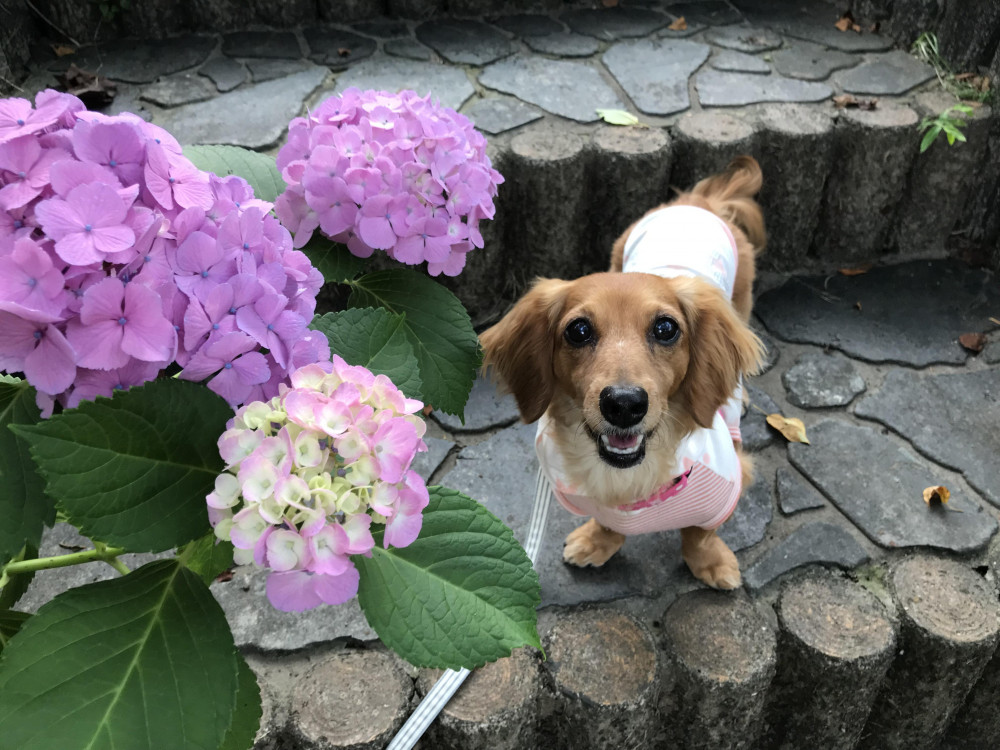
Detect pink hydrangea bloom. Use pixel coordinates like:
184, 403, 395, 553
275, 88, 503, 276
0, 90, 329, 411
208, 356, 429, 612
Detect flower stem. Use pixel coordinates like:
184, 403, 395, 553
2, 545, 129, 577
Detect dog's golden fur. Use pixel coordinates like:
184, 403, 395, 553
480, 157, 766, 589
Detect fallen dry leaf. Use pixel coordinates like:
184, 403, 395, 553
602, 0, 620, 7
854, 301, 863, 311
766, 414, 810, 444
668, 16, 688, 31
833, 94, 878, 110
215, 569, 235, 583
51, 44, 76, 57
838, 264, 873, 276
422, 404, 434, 416
834, 13, 861, 33
959, 332, 986, 353
337, 47, 351, 57
923, 485, 951, 505
56, 64, 116, 108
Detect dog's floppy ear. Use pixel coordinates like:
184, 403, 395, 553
673, 278, 764, 428
480, 278, 569, 423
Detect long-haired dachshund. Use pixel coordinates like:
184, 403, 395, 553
480, 156, 765, 589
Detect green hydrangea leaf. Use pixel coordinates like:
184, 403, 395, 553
354, 486, 541, 669
183, 144, 285, 203
0, 609, 30, 654
0, 542, 38, 610
311, 307, 423, 399
0, 560, 239, 750
11, 379, 232, 553
301, 234, 367, 285
596, 108, 640, 126
348, 270, 479, 417
218, 654, 262, 750
0, 376, 53, 565
177, 533, 236, 586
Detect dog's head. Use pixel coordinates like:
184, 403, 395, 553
480, 272, 763, 471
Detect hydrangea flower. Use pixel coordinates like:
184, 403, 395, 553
209, 356, 430, 612
0, 90, 328, 413
275, 88, 503, 277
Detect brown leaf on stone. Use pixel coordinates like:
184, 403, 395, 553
766, 414, 810, 444
338, 48, 351, 57
832, 94, 878, 110
959, 332, 986, 353
215, 569, 235, 583
56, 64, 117, 108
668, 16, 688, 31
838, 264, 873, 276
854, 301, 862, 311
51, 44, 76, 57
922, 485, 950, 505
834, 13, 861, 33
421, 404, 434, 416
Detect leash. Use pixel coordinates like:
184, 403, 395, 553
386, 468, 552, 750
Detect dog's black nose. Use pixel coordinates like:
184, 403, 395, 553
599, 386, 648, 428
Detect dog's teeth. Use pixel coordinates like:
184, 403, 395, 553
600, 434, 644, 455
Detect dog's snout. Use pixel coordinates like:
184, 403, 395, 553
599, 386, 648, 428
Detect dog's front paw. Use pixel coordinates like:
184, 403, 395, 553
690, 559, 742, 590
681, 527, 742, 590
563, 518, 626, 567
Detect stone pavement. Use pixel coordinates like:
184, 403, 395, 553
13, 0, 1000, 747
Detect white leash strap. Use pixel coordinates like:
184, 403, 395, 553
386, 469, 552, 750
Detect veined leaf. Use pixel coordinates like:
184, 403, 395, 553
177, 533, 236, 586
348, 269, 479, 417
218, 654, 262, 750
0, 560, 239, 750
301, 233, 367, 285
0, 609, 30, 654
11, 379, 232, 553
312, 308, 423, 399
183, 144, 285, 203
0, 376, 53, 565
354, 486, 541, 669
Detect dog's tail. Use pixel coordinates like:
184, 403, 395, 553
687, 156, 766, 253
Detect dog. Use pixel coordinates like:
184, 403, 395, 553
480, 156, 765, 589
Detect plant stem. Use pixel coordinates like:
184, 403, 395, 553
3, 545, 129, 576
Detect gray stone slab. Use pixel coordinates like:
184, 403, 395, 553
711, 49, 770, 74
834, 49, 936, 95
222, 31, 301, 59
245, 58, 313, 83
706, 25, 782, 52
330, 56, 474, 112
199, 56, 247, 93
788, 419, 998, 553
603, 38, 711, 116
155, 65, 328, 149
772, 40, 860, 81
782, 351, 866, 408
432, 375, 520, 432
50, 36, 215, 84
743, 522, 869, 591
668, 1, 744, 26
384, 38, 433, 62
774, 18, 895, 53
696, 69, 832, 106
480, 55, 625, 123
742, 384, 781, 452
755, 261, 1000, 366
415, 19, 515, 65
463, 96, 543, 135
718, 473, 773, 553
303, 28, 377, 67
491, 14, 564, 37
525, 32, 601, 58
411, 435, 453, 481
855, 368, 1000, 508
987, 339, 1000, 364
211, 565, 377, 649
776, 466, 826, 514
562, 7, 670, 40
439, 422, 692, 607
140, 72, 216, 108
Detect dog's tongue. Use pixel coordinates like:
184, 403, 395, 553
607, 434, 639, 450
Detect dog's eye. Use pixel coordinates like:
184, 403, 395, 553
564, 318, 594, 347
652, 316, 680, 344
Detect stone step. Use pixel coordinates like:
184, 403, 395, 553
245, 556, 1000, 749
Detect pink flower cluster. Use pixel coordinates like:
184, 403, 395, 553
275, 87, 503, 277
208, 357, 429, 612
0, 90, 327, 413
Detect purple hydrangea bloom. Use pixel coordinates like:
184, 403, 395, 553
0, 90, 329, 412
275, 88, 503, 276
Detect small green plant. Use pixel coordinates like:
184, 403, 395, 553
918, 103, 973, 152
911, 31, 991, 103
91, 0, 132, 23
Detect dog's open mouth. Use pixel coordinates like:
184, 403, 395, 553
595, 430, 646, 469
